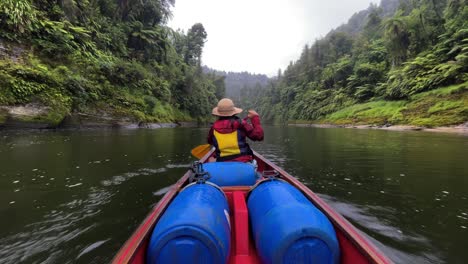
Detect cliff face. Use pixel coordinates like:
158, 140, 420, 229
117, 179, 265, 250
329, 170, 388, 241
0, 40, 26, 63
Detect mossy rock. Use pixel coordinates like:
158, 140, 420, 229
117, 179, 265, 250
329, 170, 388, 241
0, 104, 68, 128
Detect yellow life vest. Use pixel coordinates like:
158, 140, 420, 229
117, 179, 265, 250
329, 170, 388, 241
213, 130, 250, 160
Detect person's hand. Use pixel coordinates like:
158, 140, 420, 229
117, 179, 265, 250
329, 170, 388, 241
247, 110, 259, 118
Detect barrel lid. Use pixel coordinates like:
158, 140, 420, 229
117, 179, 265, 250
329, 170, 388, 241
180, 181, 227, 200
246, 177, 289, 200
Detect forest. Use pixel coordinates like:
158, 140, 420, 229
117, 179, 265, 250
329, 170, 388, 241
239, 0, 467, 126
0, 0, 225, 126
0, 0, 467, 127
202, 66, 269, 103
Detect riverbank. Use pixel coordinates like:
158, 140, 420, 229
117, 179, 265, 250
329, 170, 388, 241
0, 105, 201, 129
290, 122, 468, 134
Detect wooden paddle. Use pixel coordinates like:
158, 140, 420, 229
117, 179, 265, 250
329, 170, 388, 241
191, 144, 212, 159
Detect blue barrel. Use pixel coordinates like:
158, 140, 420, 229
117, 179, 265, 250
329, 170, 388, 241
203, 162, 257, 186
248, 180, 340, 264
147, 183, 231, 264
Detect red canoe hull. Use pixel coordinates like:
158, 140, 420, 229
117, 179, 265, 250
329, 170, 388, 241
113, 150, 392, 264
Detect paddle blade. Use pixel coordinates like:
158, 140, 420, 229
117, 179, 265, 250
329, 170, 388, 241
191, 144, 212, 159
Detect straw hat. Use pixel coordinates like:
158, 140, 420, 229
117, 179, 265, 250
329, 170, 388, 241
212, 98, 243, 116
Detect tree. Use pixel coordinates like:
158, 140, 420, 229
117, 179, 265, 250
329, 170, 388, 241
384, 14, 410, 66
186, 23, 207, 67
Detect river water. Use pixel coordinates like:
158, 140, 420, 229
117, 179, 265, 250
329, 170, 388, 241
0, 126, 467, 263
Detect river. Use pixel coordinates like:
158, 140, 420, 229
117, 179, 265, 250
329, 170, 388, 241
0, 126, 467, 263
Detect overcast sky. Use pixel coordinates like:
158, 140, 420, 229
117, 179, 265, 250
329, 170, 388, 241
169, 0, 378, 76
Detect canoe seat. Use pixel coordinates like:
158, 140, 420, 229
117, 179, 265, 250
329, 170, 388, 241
203, 162, 257, 186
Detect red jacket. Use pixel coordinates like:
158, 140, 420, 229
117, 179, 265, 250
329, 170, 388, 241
208, 116, 264, 162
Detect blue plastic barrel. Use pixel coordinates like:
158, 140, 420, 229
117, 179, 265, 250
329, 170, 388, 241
248, 180, 340, 264
147, 183, 231, 264
203, 162, 257, 186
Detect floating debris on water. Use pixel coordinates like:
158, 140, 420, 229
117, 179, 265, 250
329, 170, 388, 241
400, 174, 405, 177
50, 178, 55, 180
435, 198, 441, 201
32, 169, 38, 171
461, 226, 467, 229
77, 239, 111, 259
380, 191, 385, 194
68, 183, 83, 188
442, 191, 449, 194
344, 178, 351, 181
356, 182, 362, 186
105, 159, 110, 162
14, 189, 20, 192
94, 161, 101, 164
76, 166, 80, 169
166, 164, 189, 169
13, 180, 19, 184
9, 201, 15, 204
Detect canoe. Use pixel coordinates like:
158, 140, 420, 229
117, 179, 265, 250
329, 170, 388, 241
113, 149, 392, 264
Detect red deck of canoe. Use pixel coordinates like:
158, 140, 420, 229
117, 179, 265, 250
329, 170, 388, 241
113, 150, 392, 264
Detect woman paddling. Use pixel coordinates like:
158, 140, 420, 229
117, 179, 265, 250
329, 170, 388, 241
208, 98, 264, 162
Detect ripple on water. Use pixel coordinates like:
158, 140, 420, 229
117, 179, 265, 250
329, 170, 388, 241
0, 187, 111, 263
153, 185, 173, 196
166, 164, 190, 169
101, 167, 167, 186
318, 194, 444, 264
67, 183, 83, 188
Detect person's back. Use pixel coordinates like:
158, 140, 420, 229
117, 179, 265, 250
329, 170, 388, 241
208, 98, 263, 162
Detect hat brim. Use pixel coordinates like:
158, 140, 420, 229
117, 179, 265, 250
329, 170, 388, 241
212, 107, 243, 117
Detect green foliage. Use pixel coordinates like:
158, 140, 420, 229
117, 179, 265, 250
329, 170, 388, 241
324, 100, 407, 125
401, 82, 468, 127
384, 12, 410, 66
0, 0, 218, 125
0, 0, 38, 39
243, 0, 467, 127
321, 83, 468, 127
427, 101, 463, 114
185, 23, 207, 66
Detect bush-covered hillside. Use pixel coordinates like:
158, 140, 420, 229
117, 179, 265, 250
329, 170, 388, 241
0, 0, 225, 126
240, 0, 467, 127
